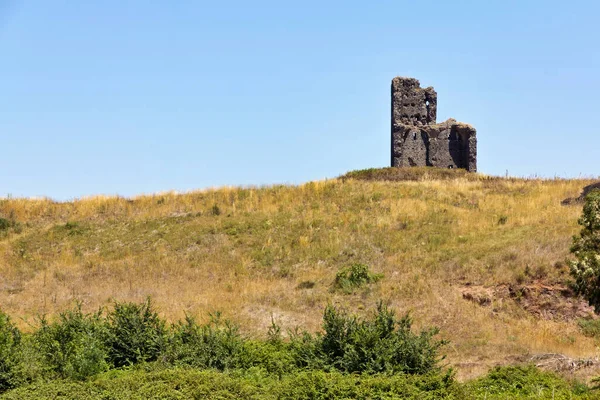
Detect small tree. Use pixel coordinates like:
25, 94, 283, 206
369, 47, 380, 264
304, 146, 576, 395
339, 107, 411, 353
106, 298, 167, 367
570, 189, 600, 312
33, 304, 109, 380
292, 302, 447, 374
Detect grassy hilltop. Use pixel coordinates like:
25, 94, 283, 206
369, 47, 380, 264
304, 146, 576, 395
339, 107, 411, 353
1, 167, 600, 397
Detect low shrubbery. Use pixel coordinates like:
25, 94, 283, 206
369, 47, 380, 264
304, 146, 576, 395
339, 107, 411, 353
0, 366, 595, 399
165, 312, 244, 371
0, 300, 446, 392
292, 302, 446, 374
0, 368, 458, 400
464, 365, 592, 398
333, 263, 383, 293
0, 311, 21, 392
34, 305, 109, 380
0, 300, 595, 398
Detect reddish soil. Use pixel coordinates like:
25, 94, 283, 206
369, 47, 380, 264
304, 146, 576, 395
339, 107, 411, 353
460, 281, 596, 321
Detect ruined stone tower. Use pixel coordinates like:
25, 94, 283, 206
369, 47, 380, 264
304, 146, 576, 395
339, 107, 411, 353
391, 77, 477, 171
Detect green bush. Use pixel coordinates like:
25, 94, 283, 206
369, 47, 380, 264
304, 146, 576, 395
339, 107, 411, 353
2, 366, 595, 400
0, 368, 459, 400
1, 301, 597, 399
165, 313, 243, 370
333, 263, 383, 293
0, 311, 21, 392
0, 218, 20, 235
0, 219, 11, 232
570, 189, 600, 312
464, 365, 588, 398
165, 313, 299, 376
106, 298, 167, 367
238, 341, 297, 377
274, 370, 456, 400
0, 301, 449, 396
577, 318, 600, 338
33, 304, 109, 380
292, 302, 447, 375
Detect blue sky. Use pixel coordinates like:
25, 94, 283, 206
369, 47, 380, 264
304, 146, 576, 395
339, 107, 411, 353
1, 1, 599, 200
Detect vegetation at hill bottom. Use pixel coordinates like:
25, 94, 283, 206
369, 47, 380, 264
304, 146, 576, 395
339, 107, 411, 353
2, 167, 600, 397
0, 299, 597, 399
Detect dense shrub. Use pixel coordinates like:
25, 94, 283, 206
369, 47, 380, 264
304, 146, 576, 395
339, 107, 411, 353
33, 304, 109, 380
0, 301, 596, 399
239, 341, 298, 377
0, 218, 20, 235
464, 365, 590, 398
164, 303, 446, 376
292, 302, 447, 375
0, 311, 21, 392
106, 298, 167, 367
0, 300, 452, 397
0, 219, 11, 232
274, 370, 456, 400
165, 313, 243, 370
570, 189, 600, 312
7, 367, 592, 400
0, 369, 459, 400
333, 263, 383, 293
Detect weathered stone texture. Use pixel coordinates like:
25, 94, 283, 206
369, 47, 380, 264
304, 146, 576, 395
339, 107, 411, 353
391, 77, 477, 172
391, 77, 437, 127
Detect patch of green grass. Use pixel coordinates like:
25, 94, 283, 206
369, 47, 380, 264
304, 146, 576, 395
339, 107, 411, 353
339, 166, 482, 182
578, 318, 600, 338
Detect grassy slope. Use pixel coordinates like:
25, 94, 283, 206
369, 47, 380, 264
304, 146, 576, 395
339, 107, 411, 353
0, 168, 597, 379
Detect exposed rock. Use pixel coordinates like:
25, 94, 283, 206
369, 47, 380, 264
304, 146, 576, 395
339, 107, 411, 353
391, 77, 477, 172
461, 286, 493, 306
529, 353, 600, 373
460, 282, 596, 321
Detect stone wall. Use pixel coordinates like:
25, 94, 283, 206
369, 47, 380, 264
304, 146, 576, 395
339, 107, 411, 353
391, 77, 437, 126
391, 77, 477, 172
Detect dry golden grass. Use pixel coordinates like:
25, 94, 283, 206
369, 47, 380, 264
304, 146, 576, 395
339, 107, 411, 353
0, 168, 598, 378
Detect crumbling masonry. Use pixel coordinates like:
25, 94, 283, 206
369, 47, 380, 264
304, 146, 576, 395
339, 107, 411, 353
391, 77, 477, 171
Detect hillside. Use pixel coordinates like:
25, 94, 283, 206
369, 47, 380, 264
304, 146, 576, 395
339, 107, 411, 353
1, 167, 598, 380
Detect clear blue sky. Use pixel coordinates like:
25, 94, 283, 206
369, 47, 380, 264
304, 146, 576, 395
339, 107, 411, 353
1, 1, 598, 200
